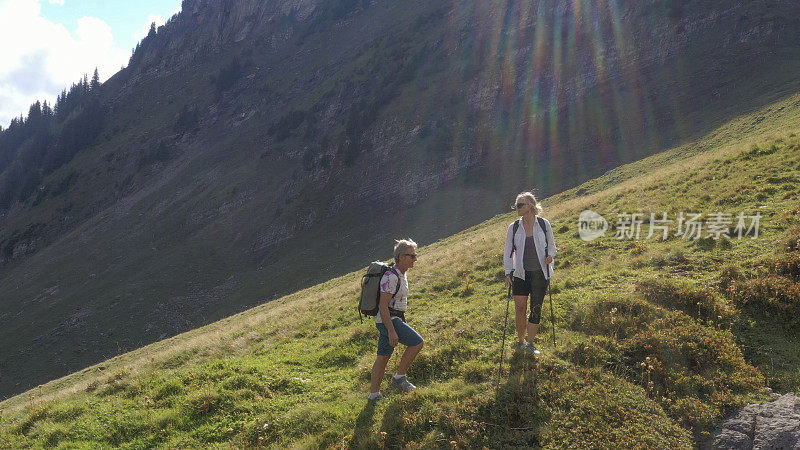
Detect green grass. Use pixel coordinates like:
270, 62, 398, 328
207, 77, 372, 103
4, 0, 800, 402
2, 105, 799, 447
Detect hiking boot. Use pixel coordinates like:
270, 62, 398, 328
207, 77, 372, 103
514, 341, 527, 353
367, 392, 384, 402
525, 341, 541, 356
391, 375, 416, 393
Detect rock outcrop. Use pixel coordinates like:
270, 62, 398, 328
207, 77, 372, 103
710, 393, 800, 450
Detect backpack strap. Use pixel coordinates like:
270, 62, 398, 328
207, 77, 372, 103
537, 216, 550, 256
508, 218, 521, 258
389, 266, 401, 298
388, 265, 402, 317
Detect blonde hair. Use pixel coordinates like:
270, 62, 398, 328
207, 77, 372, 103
393, 238, 418, 263
516, 191, 543, 214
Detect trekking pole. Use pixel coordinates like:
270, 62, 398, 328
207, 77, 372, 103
546, 261, 556, 347
496, 276, 512, 387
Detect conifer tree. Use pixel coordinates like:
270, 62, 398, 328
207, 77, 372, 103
90, 68, 100, 93
42, 101, 53, 118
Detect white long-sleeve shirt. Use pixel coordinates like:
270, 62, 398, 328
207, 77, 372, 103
504, 216, 557, 280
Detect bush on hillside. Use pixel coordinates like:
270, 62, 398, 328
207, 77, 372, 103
649, 249, 689, 268
557, 335, 618, 369
780, 226, 800, 253
541, 366, 693, 448
567, 296, 662, 341
268, 110, 307, 142
635, 278, 738, 328
767, 251, 800, 281
728, 275, 800, 329
137, 140, 174, 169
212, 58, 244, 93
621, 313, 765, 433
717, 264, 743, 292
174, 104, 199, 135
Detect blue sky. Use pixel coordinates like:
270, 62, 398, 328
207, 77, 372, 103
39, 0, 182, 56
0, 0, 182, 128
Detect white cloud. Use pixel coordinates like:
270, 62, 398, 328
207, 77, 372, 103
132, 5, 180, 43
133, 13, 166, 42
0, 0, 127, 128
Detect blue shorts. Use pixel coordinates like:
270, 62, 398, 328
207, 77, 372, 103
376, 317, 424, 356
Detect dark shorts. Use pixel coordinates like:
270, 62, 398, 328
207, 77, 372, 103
512, 270, 549, 324
376, 317, 424, 356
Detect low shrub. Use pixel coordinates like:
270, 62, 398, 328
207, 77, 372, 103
626, 240, 648, 255
695, 237, 716, 251
620, 313, 765, 435
567, 296, 662, 340
221, 373, 271, 397
767, 251, 800, 281
184, 390, 225, 418
718, 265, 743, 292
650, 249, 689, 268
557, 335, 617, 368
541, 366, 693, 448
12, 406, 50, 435
635, 278, 738, 327
780, 226, 800, 253
728, 275, 800, 329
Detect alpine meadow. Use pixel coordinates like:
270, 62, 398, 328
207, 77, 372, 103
1, 0, 799, 448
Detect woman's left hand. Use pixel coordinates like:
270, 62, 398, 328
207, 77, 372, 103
544, 255, 553, 265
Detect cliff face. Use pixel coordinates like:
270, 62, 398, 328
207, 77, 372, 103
3, 0, 795, 267
118, 0, 318, 86
1, 0, 799, 399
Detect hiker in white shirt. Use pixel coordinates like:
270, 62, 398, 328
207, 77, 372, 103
368, 239, 424, 400
503, 192, 557, 355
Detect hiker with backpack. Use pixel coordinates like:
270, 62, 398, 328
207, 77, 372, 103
503, 192, 557, 355
364, 239, 423, 400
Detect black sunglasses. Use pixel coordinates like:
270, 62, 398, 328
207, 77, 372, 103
514, 203, 529, 209
404, 253, 418, 259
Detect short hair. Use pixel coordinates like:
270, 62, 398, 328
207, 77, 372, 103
393, 238, 418, 263
516, 191, 543, 214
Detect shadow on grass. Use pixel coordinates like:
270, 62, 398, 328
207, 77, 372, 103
348, 400, 379, 449
375, 350, 546, 448
736, 312, 800, 393
479, 351, 547, 448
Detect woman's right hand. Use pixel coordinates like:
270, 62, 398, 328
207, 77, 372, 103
389, 331, 399, 347
505, 275, 512, 288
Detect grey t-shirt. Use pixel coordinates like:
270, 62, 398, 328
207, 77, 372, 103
523, 235, 541, 271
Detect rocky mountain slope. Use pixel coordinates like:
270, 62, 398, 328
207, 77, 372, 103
1, 0, 799, 399
1, 89, 799, 447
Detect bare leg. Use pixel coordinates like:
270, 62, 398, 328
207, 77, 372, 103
526, 323, 540, 343
514, 295, 528, 343
369, 355, 391, 393
396, 342, 423, 375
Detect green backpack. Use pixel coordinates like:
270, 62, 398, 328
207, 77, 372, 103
358, 261, 401, 323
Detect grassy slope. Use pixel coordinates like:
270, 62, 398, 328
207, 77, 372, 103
1, 92, 800, 449
4, 0, 800, 402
